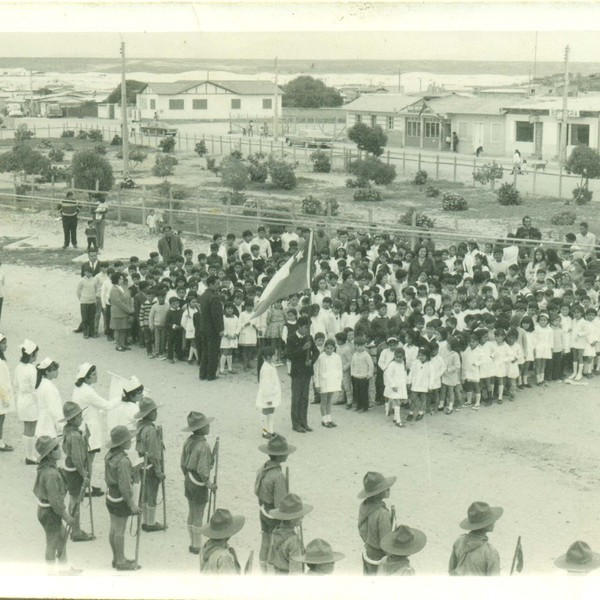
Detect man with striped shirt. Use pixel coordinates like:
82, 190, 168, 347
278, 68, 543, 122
57, 191, 81, 249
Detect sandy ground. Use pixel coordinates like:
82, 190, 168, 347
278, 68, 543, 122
1, 208, 600, 585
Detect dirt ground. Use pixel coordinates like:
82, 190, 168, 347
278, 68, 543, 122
1, 208, 600, 586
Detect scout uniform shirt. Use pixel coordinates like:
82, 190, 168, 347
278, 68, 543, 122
34, 456, 67, 517
136, 420, 163, 476
448, 531, 500, 576
200, 539, 241, 574
254, 460, 287, 516
358, 499, 393, 562
104, 448, 135, 505
180, 432, 213, 497
268, 523, 303, 574
62, 422, 88, 489
380, 556, 415, 576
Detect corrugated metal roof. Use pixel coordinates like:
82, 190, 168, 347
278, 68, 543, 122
502, 96, 600, 112
341, 93, 417, 114
427, 95, 512, 116
141, 80, 283, 96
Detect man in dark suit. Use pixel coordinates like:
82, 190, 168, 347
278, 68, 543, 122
197, 275, 224, 381
286, 316, 319, 433
158, 226, 184, 264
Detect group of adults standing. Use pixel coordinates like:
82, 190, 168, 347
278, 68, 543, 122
57, 192, 107, 250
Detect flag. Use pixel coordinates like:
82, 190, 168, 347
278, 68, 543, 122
251, 230, 314, 320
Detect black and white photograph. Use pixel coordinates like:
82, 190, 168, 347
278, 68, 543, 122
1, 2, 600, 598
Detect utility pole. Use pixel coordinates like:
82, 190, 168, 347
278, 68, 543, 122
29, 70, 34, 116
532, 31, 538, 86
558, 45, 570, 164
120, 41, 130, 178
273, 56, 279, 142
398, 69, 401, 92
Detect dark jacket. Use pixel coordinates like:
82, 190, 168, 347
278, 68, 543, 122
197, 288, 224, 335
157, 235, 183, 263
80, 260, 101, 277
287, 331, 319, 378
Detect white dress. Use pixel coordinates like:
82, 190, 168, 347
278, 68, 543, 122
0, 358, 15, 415
34, 378, 64, 438
238, 312, 257, 346
72, 383, 119, 451
220, 315, 240, 349
383, 361, 408, 400
314, 352, 343, 394
255, 362, 281, 409
533, 325, 553, 360
13, 363, 38, 422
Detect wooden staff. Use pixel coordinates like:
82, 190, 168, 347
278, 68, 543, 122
244, 550, 254, 575
208, 437, 220, 518
84, 426, 95, 538
157, 425, 167, 530
510, 536, 523, 575
391, 505, 396, 530
57, 477, 88, 558
135, 455, 148, 568
285, 466, 290, 493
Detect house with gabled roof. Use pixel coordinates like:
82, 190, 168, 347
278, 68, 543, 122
136, 80, 283, 121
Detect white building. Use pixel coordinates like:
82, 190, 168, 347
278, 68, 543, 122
136, 80, 283, 121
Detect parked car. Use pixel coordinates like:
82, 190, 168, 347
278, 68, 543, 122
285, 135, 333, 149
45, 103, 63, 118
7, 104, 24, 117
140, 121, 178, 136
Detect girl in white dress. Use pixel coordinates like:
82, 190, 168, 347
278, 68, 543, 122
0, 333, 15, 451
13, 339, 39, 464
505, 328, 524, 398
477, 329, 494, 403
383, 348, 408, 427
568, 305, 586, 381
34, 358, 63, 438
255, 346, 281, 439
72, 362, 119, 496
238, 301, 258, 371
220, 303, 240, 375
313, 339, 343, 429
491, 329, 510, 402
533, 313, 553, 385
519, 317, 536, 388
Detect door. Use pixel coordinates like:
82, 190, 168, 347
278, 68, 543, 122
472, 122, 484, 152
534, 122, 543, 158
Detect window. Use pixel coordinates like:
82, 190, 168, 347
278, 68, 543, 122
356, 114, 362, 124
406, 119, 421, 137
569, 124, 590, 146
262, 98, 272, 109
491, 123, 502, 143
371, 115, 377, 127
458, 121, 470, 139
231, 99, 241, 110
169, 99, 184, 110
193, 99, 208, 110
424, 120, 440, 138
515, 121, 534, 142
139, 98, 147, 109
150, 99, 156, 110
387, 116, 394, 130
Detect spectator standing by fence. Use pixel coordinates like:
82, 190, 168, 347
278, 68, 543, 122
92, 196, 108, 250
57, 192, 80, 250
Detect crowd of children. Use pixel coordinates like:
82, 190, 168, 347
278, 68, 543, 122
74, 220, 600, 432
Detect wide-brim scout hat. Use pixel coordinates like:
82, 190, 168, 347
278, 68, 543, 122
291, 538, 344, 564
77, 362, 95, 380
60, 400, 87, 422
258, 433, 296, 456
199, 509, 245, 539
182, 411, 214, 432
20, 339, 38, 355
269, 493, 313, 520
107, 425, 137, 449
36, 435, 61, 459
460, 501, 504, 531
381, 525, 427, 557
554, 541, 600, 572
357, 471, 397, 499
134, 397, 162, 419
123, 375, 143, 394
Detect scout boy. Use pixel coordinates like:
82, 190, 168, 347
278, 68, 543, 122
380, 525, 427, 575
199, 508, 245, 574
292, 538, 344, 575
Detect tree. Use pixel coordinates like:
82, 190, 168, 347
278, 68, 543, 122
348, 123, 388, 156
152, 155, 178, 179
71, 149, 114, 191
159, 136, 176, 153
348, 156, 396, 185
565, 145, 600, 195
105, 80, 147, 105
268, 158, 297, 190
282, 76, 343, 108
0, 145, 51, 180
129, 148, 148, 171
220, 156, 249, 192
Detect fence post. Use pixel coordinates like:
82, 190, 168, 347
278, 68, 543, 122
513, 169, 518, 190
219, 136, 223, 154
249, 137, 252, 155
327, 197, 332, 230
142, 185, 147, 225
386, 150, 390, 166
95, 179, 100, 193
13, 173, 17, 208
473, 159, 477, 187
117, 189, 122, 224
195, 202, 200, 234
435, 154, 440, 180
257, 197, 262, 222
259, 136, 262, 153
47, 124, 50, 137
418, 153, 421, 171
210, 135, 215, 154
532, 166, 537, 195
402, 152, 406, 174
368, 208, 373, 230
293, 145, 296, 163
229, 137, 232, 153
281, 141, 284, 160
453, 155, 457, 182
270, 141, 274, 155
411, 210, 417, 250
51, 175, 55, 199
226, 200, 232, 237
71, 177, 75, 191
558, 164, 563, 200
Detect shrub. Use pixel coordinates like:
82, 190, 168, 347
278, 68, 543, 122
129, 148, 148, 170
87, 129, 103, 142
220, 156, 249, 192
71, 149, 114, 191
347, 122, 387, 156
63, 143, 75, 152
345, 177, 369, 188
442, 192, 468, 211
302, 195, 323, 215
120, 176, 136, 189
269, 158, 297, 190
206, 156, 218, 173
39, 139, 53, 149
48, 148, 65, 163
111, 134, 122, 146
425, 185, 440, 198
77, 130, 88, 139
230, 149, 243, 160
348, 156, 396, 185
247, 153, 268, 183
353, 187, 382, 202
172, 188, 190, 200
413, 170, 428, 185
157, 180, 171, 197
550, 210, 577, 226
221, 191, 246, 206
152, 154, 178, 179
158, 136, 176, 153
310, 150, 331, 173
15, 183, 35, 196
0, 145, 51, 178
194, 140, 208, 157
573, 185, 593, 205
36, 165, 70, 184
473, 162, 504, 188
399, 207, 435, 229
94, 144, 107, 155
61, 130, 75, 138
497, 182, 522, 205
14, 124, 35, 143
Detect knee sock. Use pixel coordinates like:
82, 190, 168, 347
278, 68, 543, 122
226, 355, 233, 371
266, 413, 274, 434
219, 355, 227, 373
575, 363, 584, 379
474, 393, 481, 407
192, 526, 203, 549
497, 384, 504, 400
147, 505, 156, 525
569, 361, 577, 378
187, 524, 194, 545
393, 406, 401, 423
114, 534, 126, 563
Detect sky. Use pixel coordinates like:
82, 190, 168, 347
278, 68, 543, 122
1, 3, 600, 62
